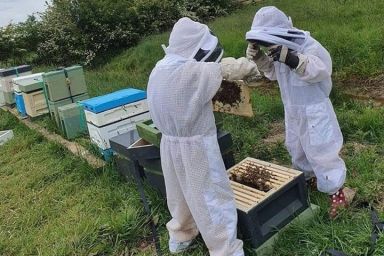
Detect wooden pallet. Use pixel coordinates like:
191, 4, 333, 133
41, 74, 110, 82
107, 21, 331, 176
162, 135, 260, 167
228, 157, 301, 212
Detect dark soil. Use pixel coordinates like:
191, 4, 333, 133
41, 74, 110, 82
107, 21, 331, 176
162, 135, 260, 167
213, 80, 242, 106
230, 165, 274, 192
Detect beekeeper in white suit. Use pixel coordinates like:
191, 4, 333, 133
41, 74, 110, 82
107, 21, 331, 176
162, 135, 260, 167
246, 6, 348, 218
148, 17, 249, 255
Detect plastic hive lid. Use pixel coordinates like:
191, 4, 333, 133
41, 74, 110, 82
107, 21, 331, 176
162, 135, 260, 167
80, 88, 146, 114
19, 80, 43, 93
13, 73, 43, 85
14, 73, 44, 93
0, 65, 32, 77
17, 65, 32, 74
0, 68, 16, 77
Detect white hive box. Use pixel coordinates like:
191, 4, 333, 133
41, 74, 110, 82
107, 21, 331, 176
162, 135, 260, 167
0, 130, 14, 146
0, 69, 4, 106
0, 65, 33, 92
88, 112, 150, 150
80, 88, 149, 150
0, 90, 5, 106
84, 99, 148, 127
12, 73, 43, 93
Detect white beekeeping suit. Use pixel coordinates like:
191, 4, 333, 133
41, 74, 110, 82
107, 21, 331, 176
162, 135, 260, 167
147, 17, 244, 256
246, 6, 346, 195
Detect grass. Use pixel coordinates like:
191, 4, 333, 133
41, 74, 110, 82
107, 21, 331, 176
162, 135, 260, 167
0, 112, 154, 255
1, 0, 384, 255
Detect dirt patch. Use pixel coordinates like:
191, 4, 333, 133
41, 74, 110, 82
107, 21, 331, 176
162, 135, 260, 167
118, 238, 155, 255
376, 192, 384, 212
340, 142, 369, 158
229, 165, 274, 192
263, 121, 285, 144
339, 73, 384, 106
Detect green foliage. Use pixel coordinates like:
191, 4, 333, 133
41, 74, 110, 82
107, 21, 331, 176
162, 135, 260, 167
0, 16, 41, 66
182, 0, 235, 21
0, 0, 234, 66
37, 0, 86, 65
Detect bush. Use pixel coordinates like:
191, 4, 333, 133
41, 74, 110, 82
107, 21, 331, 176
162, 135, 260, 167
0, 16, 42, 66
37, 0, 86, 65
0, 0, 235, 66
183, 0, 235, 21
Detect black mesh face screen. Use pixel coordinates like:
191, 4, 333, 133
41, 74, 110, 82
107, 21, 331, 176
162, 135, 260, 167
194, 48, 211, 61
205, 44, 223, 62
194, 41, 223, 62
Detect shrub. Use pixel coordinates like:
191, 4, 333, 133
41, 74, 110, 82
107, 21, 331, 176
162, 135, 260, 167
1, 0, 235, 66
0, 16, 42, 66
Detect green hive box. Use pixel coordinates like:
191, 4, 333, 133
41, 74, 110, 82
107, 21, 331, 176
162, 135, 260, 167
43, 70, 70, 102
58, 103, 88, 139
65, 66, 87, 96
49, 93, 89, 127
43, 66, 88, 102
136, 119, 162, 148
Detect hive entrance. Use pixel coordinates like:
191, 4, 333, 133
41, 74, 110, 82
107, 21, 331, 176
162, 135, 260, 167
228, 158, 302, 212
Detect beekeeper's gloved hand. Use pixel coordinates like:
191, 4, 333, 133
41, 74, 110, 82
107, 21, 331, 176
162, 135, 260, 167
246, 42, 274, 74
268, 45, 299, 69
246, 43, 261, 60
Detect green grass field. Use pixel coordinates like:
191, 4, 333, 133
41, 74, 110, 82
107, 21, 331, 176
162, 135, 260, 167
1, 0, 384, 255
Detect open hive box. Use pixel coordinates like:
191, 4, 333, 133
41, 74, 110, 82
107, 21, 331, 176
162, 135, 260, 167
228, 157, 309, 248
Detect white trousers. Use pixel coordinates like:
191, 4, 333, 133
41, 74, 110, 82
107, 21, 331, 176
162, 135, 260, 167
285, 99, 346, 194
160, 133, 244, 256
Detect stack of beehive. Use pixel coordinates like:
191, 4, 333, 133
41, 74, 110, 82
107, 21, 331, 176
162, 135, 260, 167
0, 65, 32, 106
42, 66, 89, 129
81, 88, 150, 160
12, 73, 47, 118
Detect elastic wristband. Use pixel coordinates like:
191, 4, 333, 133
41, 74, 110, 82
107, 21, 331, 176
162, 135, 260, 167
295, 54, 308, 74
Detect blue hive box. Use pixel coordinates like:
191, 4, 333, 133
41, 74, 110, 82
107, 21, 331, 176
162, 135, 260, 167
15, 92, 27, 117
80, 88, 146, 114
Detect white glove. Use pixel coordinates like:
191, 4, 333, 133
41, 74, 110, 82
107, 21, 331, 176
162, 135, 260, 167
221, 57, 260, 81
246, 43, 260, 60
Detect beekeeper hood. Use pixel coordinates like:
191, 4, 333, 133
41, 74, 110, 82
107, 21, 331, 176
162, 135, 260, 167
164, 17, 224, 63
246, 6, 307, 52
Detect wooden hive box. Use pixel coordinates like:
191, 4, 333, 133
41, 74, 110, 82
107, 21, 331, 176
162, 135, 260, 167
23, 90, 49, 117
228, 157, 309, 248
